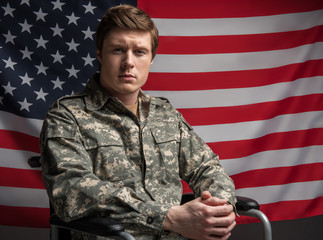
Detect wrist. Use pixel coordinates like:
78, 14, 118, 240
163, 206, 180, 232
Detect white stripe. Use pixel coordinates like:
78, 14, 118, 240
0, 186, 48, 208
0, 110, 43, 137
0, 149, 38, 170
194, 111, 323, 143
221, 146, 323, 175
150, 42, 323, 73
145, 76, 323, 109
236, 180, 323, 204
153, 9, 323, 36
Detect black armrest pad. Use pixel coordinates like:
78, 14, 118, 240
28, 156, 41, 168
50, 214, 124, 237
236, 196, 260, 211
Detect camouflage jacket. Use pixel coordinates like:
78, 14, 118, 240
40, 74, 236, 240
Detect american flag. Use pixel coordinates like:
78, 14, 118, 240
0, 0, 322, 238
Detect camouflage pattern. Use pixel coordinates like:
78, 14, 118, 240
40, 73, 236, 240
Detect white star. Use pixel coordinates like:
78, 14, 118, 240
51, 0, 65, 11
33, 8, 48, 21
19, 72, 34, 86
20, 0, 31, 6
66, 65, 80, 78
66, 38, 80, 52
34, 88, 49, 101
83, 2, 96, 14
2, 3, 15, 17
51, 23, 64, 37
3, 30, 17, 44
35, 35, 48, 49
19, 19, 32, 33
82, 53, 95, 66
3, 57, 17, 70
2, 82, 17, 96
35, 62, 49, 75
20, 46, 33, 60
18, 98, 33, 112
82, 26, 95, 40
51, 77, 65, 90
66, 12, 80, 25
51, 50, 64, 63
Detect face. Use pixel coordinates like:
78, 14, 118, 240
96, 28, 153, 104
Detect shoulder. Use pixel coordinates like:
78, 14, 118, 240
151, 96, 175, 110
49, 91, 87, 112
151, 96, 193, 130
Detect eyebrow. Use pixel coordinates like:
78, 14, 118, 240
108, 38, 151, 49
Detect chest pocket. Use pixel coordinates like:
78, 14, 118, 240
82, 129, 130, 182
150, 126, 180, 175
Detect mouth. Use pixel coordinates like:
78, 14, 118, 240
118, 74, 135, 81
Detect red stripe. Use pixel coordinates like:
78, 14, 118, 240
0, 205, 49, 228
157, 26, 323, 54
209, 128, 323, 160
0, 130, 40, 153
180, 94, 323, 126
138, 0, 323, 18
232, 163, 323, 189
236, 197, 323, 224
0, 167, 45, 189
143, 60, 323, 91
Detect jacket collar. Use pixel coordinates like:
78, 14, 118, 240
84, 73, 154, 111
84, 73, 111, 111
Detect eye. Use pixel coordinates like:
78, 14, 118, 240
135, 49, 147, 55
113, 48, 123, 53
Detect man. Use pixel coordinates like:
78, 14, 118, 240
40, 4, 236, 240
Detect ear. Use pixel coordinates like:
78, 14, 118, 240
96, 49, 102, 64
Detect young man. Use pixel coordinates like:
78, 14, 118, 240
40, 5, 236, 240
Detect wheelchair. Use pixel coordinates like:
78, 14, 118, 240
28, 156, 272, 240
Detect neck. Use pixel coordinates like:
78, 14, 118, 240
125, 101, 139, 117
117, 92, 139, 105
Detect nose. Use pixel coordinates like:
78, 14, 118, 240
121, 51, 134, 68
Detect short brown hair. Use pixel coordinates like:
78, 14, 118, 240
96, 4, 159, 59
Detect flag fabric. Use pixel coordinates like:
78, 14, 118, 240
0, 0, 135, 234
138, 0, 323, 224
0, 0, 322, 237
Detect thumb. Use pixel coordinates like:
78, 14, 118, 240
202, 195, 228, 206
201, 191, 212, 200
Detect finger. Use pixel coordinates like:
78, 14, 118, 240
206, 212, 236, 227
205, 204, 234, 218
201, 191, 212, 200
207, 232, 231, 240
205, 220, 236, 239
212, 221, 236, 236
202, 197, 228, 206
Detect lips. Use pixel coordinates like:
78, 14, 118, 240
119, 74, 134, 77
119, 73, 135, 81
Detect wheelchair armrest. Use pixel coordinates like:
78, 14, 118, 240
50, 213, 130, 238
236, 196, 260, 211
28, 156, 41, 168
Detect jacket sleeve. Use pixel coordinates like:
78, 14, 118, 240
177, 113, 237, 205
40, 104, 171, 235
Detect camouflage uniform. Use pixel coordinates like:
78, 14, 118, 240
40, 74, 236, 240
